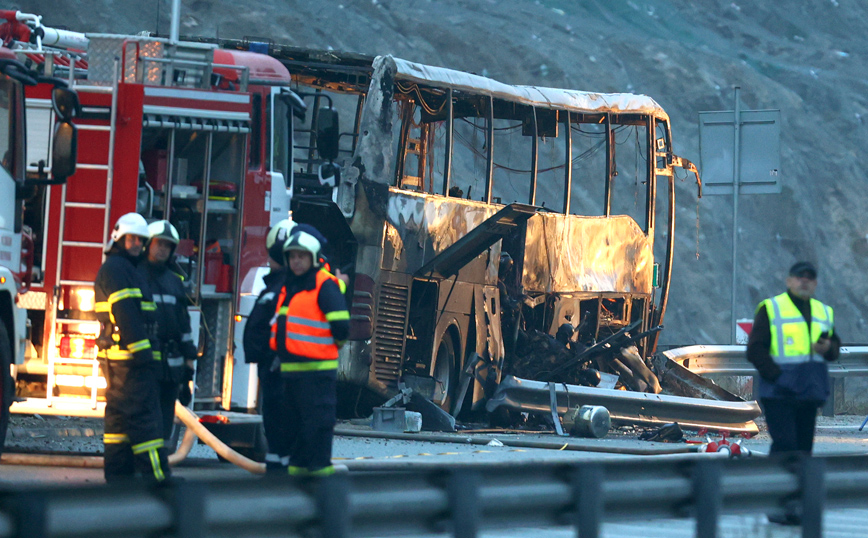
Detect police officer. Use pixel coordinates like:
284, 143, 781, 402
747, 261, 841, 455
242, 218, 296, 473
138, 220, 198, 444
95, 212, 170, 483
270, 228, 349, 476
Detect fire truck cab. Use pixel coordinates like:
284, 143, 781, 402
5, 17, 303, 423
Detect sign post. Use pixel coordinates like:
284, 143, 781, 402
699, 88, 781, 344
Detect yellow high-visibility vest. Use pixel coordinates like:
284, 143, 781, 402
760, 292, 833, 365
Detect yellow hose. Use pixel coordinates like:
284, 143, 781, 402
172, 401, 265, 474
167, 425, 196, 466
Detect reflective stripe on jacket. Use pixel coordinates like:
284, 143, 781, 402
94, 252, 159, 363
762, 292, 834, 365
269, 270, 341, 362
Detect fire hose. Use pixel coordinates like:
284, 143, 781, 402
170, 402, 265, 473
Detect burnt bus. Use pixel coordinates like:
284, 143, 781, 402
260, 49, 703, 418
209, 41, 699, 414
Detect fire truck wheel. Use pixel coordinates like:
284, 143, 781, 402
0, 323, 12, 457
431, 330, 458, 414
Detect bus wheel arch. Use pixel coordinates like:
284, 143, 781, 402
430, 323, 461, 413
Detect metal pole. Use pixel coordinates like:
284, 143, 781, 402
442, 88, 453, 196
730, 87, 741, 345
170, 0, 181, 44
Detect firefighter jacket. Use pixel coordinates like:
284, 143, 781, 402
95, 250, 159, 363
243, 267, 286, 364
269, 267, 349, 374
137, 260, 197, 374
747, 291, 839, 402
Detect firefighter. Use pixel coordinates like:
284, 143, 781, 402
747, 261, 841, 455
138, 220, 198, 444
270, 227, 349, 476
95, 212, 170, 483
242, 218, 296, 473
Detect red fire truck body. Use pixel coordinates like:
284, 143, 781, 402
8, 23, 294, 417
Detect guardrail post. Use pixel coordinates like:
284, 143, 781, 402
572, 465, 603, 538
801, 457, 825, 538
160, 481, 206, 538
693, 460, 722, 538
316, 475, 351, 538
1, 491, 47, 538
448, 469, 480, 538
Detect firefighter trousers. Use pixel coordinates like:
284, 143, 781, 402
279, 370, 337, 476
259, 360, 289, 473
158, 360, 186, 444
158, 379, 180, 444
103, 359, 171, 483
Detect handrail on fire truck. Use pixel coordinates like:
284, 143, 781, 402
118, 38, 251, 91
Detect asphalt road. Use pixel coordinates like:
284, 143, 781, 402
3, 415, 868, 537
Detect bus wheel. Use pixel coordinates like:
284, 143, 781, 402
0, 324, 11, 457
432, 331, 457, 413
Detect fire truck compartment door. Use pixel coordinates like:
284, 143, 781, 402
415, 203, 538, 280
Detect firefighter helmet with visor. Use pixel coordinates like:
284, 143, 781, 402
147, 220, 180, 245
107, 212, 149, 250
283, 230, 322, 268
266, 219, 296, 265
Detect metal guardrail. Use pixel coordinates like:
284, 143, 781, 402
487, 375, 761, 434
662, 345, 868, 376
2, 454, 867, 538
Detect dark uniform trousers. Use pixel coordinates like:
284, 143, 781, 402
761, 398, 823, 454
281, 370, 337, 475
258, 360, 289, 472
103, 359, 169, 482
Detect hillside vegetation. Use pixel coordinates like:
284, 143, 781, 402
16, 0, 868, 345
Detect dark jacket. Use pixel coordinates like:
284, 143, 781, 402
243, 267, 287, 365
94, 249, 157, 364
137, 260, 197, 371
747, 291, 840, 402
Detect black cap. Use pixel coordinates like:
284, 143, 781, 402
789, 261, 817, 279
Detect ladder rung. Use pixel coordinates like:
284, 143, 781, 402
65, 202, 107, 209
78, 125, 111, 132
75, 164, 109, 171
60, 280, 97, 286
61, 241, 103, 248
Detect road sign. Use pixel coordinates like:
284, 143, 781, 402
699, 109, 781, 195
698, 88, 781, 344
736, 318, 753, 344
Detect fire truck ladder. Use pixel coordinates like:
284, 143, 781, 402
46, 65, 120, 411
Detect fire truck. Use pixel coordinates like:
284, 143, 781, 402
0, 11, 78, 453
1, 12, 309, 426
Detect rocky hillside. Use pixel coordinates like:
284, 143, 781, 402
14, 0, 868, 345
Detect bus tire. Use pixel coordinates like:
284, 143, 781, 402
0, 323, 11, 457
432, 330, 458, 414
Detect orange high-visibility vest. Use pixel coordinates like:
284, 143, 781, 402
269, 270, 339, 360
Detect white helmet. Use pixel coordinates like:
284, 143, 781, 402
283, 230, 322, 268
147, 220, 180, 245
266, 218, 296, 265
108, 212, 149, 250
